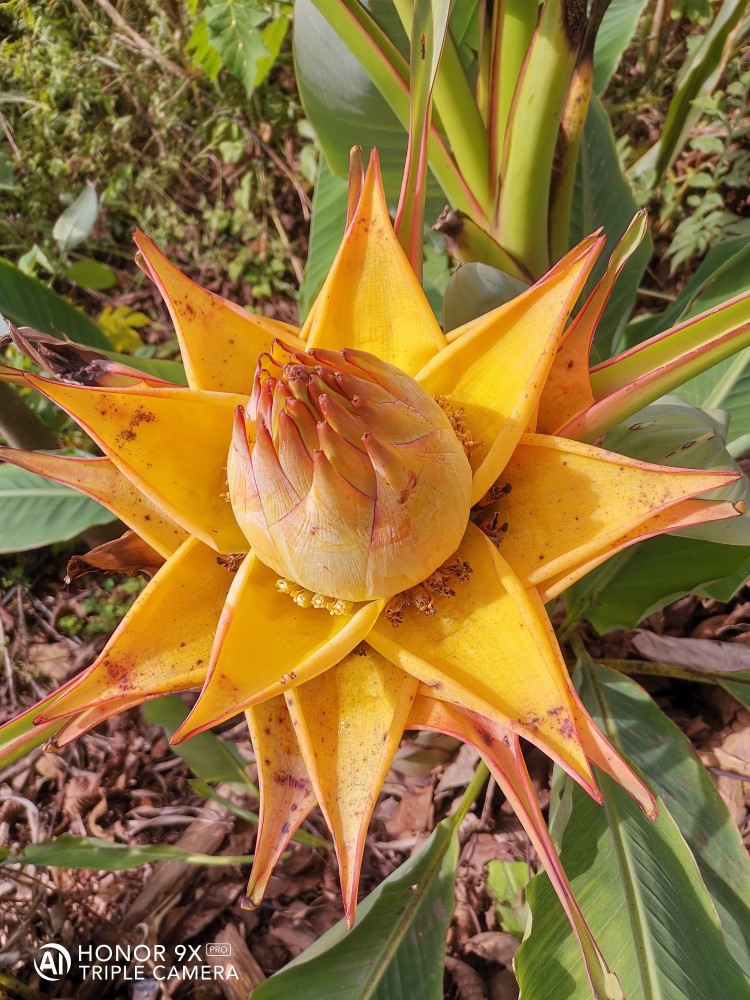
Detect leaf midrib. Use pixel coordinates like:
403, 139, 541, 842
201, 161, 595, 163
358, 826, 454, 1000
589, 666, 663, 1000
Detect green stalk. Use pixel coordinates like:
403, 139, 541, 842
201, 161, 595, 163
311, 0, 484, 220
496, 0, 586, 278
392, 0, 491, 219
475, 0, 492, 123
549, 1, 611, 262
454, 760, 490, 825
394, 0, 451, 278
433, 208, 531, 281
487, 0, 538, 200
432, 32, 492, 216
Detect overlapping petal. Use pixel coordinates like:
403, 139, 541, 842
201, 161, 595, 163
135, 231, 301, 394
302, 152, 446, 375
369, 524, 597, 794
538, 213, 648, 435
536, 497, 742, 601
416, 235, 603, 503
173, 552, 384, 740
24, 375, 248, 553
494, 434, 740, 590
37, 537, 230, 723
0, 448, 186, 557
243, 698, 317, 909
285, 647, 418, 924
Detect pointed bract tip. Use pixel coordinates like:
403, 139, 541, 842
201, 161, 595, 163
643, 792, 659, 820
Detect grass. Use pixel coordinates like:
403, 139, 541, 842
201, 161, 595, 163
0, 0, 312, 321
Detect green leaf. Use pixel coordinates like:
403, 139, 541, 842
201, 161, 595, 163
103, 351, 188, 385
0, 150, 14, 190
253, 764, 487, 1000
394, 0, 451, 267
422, 240, 451, 319
603, 399, 750, 544
186, 13, 223, 79
632, 0, 748, 185
516, 661, 750, 999
593, 0, 650, 94
298, 156, 348, 321
203, 0, 272, 97
571, 98, 651, 359
254, 822, 457, 999
65, 259, 117, 291
585, 664, 750, 976
10, 834, 253, 870
564, 534, 750, 634
143, 694, 255, 788
255, 15, 290, 89
624, 236, 750, 346
0, 464, 115, 553
442, 262, 527, 331
294, 0, 449, 221
53, 182, 99, 253
486, 859, 531, 938
675, 346, 750, 447
0, 259, 110, 348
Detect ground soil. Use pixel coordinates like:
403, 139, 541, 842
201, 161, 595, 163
0, 540, 748, 999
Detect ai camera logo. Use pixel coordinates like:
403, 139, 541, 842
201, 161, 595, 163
34, 943, 72, 982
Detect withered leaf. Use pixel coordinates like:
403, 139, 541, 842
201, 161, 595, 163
66, 530, 165, 582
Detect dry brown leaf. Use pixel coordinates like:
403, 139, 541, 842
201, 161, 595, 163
61, 774, 100, 822
383, 783, 434, 837
445, 955, 488, 1000
632, 630, 750, 674
487, 968, 520, 1000
27, 642, 74, 683
66, 530, 164, 582
436, 744, 480, 796
464, 931, 520, 967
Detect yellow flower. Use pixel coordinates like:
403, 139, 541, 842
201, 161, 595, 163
0, 153, 741, 939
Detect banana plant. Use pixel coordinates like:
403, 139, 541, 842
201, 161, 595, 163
2, 2, 750, 998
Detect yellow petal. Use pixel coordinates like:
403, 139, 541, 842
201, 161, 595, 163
284, 647, 418, 925
172, 551, 384, 740
0, 364, 27, 386
303, 152, 445, 376
243, 699, 317, 908
51, 695, 148, 748
528, 590, 657, 817
25, 375, 248, 553
537, 213, 648, 435
495, 433, 739, 590
37, 537, 230, 722
535, 314, 596, 435
0, 448, 186, 558
417, 235, 603, 504
408, 693, 619, 984
536, 498, 741, 602
134, 231, 302, 393
368, 524, 595, 792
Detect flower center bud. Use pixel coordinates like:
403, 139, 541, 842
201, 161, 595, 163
228, 342, 473, 603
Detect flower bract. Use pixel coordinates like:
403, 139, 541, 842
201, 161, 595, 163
0, 152, 742, 965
